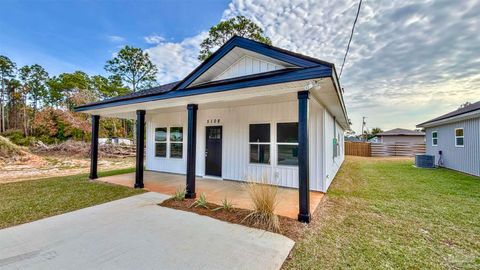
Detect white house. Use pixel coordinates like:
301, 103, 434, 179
75, 36, 349, 222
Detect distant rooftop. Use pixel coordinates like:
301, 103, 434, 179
377, 128, 425, 136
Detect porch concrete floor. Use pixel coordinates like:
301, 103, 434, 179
98, 171, 324, 219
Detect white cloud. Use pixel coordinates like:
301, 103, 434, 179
145, 32, 207, 84
223, 0, 480, 133
144, 34, 165, 44
106, 35, 125, 43
142, 0, 480, 133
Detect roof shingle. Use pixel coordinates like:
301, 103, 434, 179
418, 101, 480, 126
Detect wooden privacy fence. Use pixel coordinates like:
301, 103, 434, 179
345, 142, 426, 157
345, 142, 371, 157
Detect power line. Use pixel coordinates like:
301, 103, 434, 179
339, 0, 363, 78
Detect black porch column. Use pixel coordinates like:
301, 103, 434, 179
89, 115, 100, 180
185, 104, 198, 199
298, 91, 311, 223
135, 110, 146, 188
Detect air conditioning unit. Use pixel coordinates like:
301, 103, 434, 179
415, 154, 435, 168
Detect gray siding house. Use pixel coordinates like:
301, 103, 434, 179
417, 101, 480, 176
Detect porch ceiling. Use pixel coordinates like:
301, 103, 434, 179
82, 77, 349, 129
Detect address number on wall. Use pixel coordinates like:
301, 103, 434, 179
207, 119, 221, 124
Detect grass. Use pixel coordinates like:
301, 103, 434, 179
283, 156, 480, 269
0, 167, 143, 229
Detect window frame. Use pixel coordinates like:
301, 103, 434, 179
154, 127, 168, 158
454, 128, 464, 148
248, 123, 271, 165
168, 126, 184, 159
432, 131, 438, 146
276, 122, 299, 167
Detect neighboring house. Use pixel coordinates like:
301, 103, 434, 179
417, 101, 480, 176
375, 128, 425, 144
75, 36, 349, 222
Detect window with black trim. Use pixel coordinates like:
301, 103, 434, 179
249, 124, 270, 164
170, 127, 183, 158
155, 127, 167, 157
277, 122, 298, 166
432, 131, 438, 146
455, 128, 464, 147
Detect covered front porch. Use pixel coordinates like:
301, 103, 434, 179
98, 171, 324, 219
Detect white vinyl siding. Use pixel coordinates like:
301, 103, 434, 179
145, 99, 346, 192
214, 55, 284, 81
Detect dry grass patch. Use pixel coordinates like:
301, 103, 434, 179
243, 178, 280, 233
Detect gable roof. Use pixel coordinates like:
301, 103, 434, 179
417, 101, 480, 127
377, 128, 425, 136
174, 35, 333, 89
75, 35, 345, 125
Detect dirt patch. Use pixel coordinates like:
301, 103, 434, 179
160, 198, 309, 241
32, 140, 136, 158
0, 139, 137, 183
0, 156, 135, 184
0, 136, 43, 165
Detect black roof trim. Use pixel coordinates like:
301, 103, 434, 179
75, 65, 332, 111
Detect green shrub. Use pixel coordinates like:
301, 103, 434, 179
1, 130, 35, 146
37, 135, 58, 145
213, 197, 234, 212
190, 193, 209, 209
171, 187, 186, 201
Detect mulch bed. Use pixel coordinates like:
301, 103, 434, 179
159, 198, 309, 241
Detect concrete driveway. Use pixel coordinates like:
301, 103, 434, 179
0, 192, 294, 270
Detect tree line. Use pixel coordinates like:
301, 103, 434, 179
0, 15, 270, 146
0, 46, 157, 144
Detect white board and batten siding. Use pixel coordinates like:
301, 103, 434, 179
145, 100, 344, 192
324, 109, 345, 188
214, 55, 285, 81
425, 117, 480, 176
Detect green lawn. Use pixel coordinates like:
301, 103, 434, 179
284, 157, 480, 269
0, 168, 144, 229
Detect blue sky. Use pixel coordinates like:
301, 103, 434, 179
1, 0, 479, 133
0, 0, 229, 75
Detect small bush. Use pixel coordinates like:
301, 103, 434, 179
171, 187, 186, 201
190, 193, 209, 209
243, 177, 280, 232
213, 197, 234, 212
37, 135, 58, 145
2, 130, 35, 146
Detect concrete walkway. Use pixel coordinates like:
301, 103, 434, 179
0, 192, 294, 270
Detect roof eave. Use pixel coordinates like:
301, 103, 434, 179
75, 66, 332, 113
417, 109, 480, 128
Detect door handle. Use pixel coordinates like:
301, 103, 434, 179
205, 151, 208, 157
